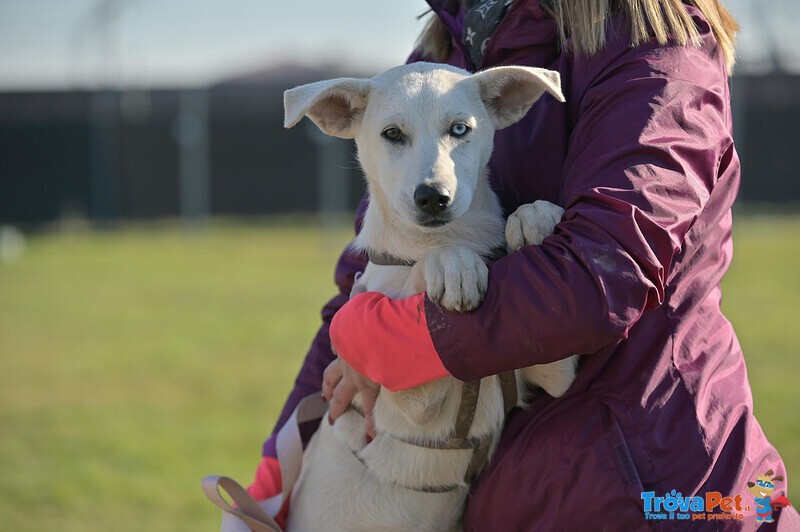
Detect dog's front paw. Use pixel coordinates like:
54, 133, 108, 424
423, 247, 488, 312
505, 200, 565, 253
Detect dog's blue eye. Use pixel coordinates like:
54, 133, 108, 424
450, 123, 470, 137
382, 127, 404, 143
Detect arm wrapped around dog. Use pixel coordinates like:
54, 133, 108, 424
331, 42, 730, 385
330, 292, 449, 391
425, 41, 732, 381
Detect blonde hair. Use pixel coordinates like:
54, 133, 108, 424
416, 0, 738, 72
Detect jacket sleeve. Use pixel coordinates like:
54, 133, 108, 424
427, 31, 734, 381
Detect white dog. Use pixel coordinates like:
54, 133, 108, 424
283, 62, 578, 532
214, 62, 579, 531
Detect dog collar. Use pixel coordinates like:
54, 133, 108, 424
366, 250, 416, 267
367, 246, 507, 267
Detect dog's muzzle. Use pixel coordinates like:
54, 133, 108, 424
414, 185, 451, 226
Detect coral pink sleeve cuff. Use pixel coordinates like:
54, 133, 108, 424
247, 455, 282, 501
329, 292, 450, 392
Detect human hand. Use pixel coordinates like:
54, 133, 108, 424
322, 356, 380, 441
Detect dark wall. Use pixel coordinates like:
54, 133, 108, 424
0, 73, 798, 226
0, 93, 91, 224
0, 84, 364, 226
734, 74, 800, 204
119, 106, 180, 218
210, 117, 322, 215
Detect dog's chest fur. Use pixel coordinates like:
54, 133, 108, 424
287, 198, 511, 532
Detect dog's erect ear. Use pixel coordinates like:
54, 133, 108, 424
283, 78, 372, 139
772, 475, 784, 482
472, 66, 565, 130
747, 482, 755, 488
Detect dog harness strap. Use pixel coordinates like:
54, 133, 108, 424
331, 294, 521, 493
459, 373, 518, 483
453, 380, 481, 442
346, 376, 512, 492
498, 371, 518, 415
464, 435, 493, 484
349, 403, 480, 450
349, 450, 462, 493
455, 380, 488, 484
453, 379, 497, 485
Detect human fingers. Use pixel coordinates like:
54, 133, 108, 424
321, 358, 344, 402
328, 369, 358, 423
339, 360, 380, 440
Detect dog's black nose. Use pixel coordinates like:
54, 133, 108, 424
414, 185, 451, 215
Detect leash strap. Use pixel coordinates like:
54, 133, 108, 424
204, 395, 328, 531
204, 376, 518, 524
202, 475, 282, 532
275, 394, 328, 498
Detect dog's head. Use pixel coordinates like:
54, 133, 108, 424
284, 62, 563, 230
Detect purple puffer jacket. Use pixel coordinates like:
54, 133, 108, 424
262, 1, 793, 529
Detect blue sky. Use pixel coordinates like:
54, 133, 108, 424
0, 0, 428, 89
0, 0, 797, 90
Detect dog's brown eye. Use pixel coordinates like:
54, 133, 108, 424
382, 127, 404, 143
450, 123, 470, 137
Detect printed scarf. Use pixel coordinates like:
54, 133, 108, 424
462, 0, 512, 68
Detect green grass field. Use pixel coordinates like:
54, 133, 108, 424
0, 215, 798, 531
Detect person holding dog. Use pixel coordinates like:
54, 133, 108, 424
248, 0, 797, 529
